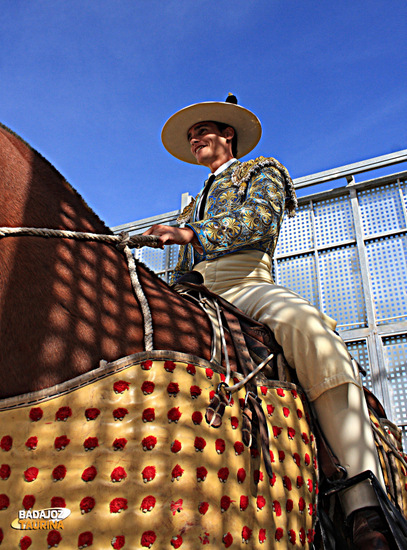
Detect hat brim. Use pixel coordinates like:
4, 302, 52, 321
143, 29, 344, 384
161, 101, 262, 164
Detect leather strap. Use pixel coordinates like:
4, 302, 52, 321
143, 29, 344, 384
246, 392, 274, 478
220, 308, 273, 478
180, 280, 275, 478
205, 384, 229, 428
221, 307, 257, 389
242, 402, 254, 447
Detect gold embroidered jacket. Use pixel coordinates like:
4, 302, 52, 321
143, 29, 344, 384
170, 156, 297, 284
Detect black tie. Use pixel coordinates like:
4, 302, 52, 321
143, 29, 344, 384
198, 174, 215, 221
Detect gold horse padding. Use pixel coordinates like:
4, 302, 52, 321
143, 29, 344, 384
0, 351, 318, 548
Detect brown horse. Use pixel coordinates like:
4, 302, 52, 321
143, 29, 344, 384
0, 122, 219, 399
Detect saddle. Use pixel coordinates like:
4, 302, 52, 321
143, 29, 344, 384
175, 272, 285, 477
174, 271, 280, 372
174, 271, 342, 481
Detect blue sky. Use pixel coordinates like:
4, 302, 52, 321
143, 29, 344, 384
1, 0, 406, 227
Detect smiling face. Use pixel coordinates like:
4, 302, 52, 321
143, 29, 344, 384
187, 121, 235, 172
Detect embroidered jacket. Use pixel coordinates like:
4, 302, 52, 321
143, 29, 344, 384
170, 156, 297, 284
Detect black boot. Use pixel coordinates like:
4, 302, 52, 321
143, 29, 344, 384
350, 507, 391, 550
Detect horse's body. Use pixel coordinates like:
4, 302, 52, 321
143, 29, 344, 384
0, 123, 216, 399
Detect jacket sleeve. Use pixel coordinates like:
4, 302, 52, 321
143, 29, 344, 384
186, 164, 286, 259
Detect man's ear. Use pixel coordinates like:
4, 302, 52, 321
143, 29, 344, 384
223, 126, 235, 141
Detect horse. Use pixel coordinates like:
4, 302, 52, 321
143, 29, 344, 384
0, 123, 405, 549
0, 122, 219, 400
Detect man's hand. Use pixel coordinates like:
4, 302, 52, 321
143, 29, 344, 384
142, 224, 201, 251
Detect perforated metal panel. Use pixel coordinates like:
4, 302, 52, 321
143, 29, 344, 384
319, 245, 367, 329
275, 204, 313, 255
314, 195, 355, 247
401, 180, 407, 211
134, 246, 167, 272
134, 244, 180, 279
366, 234, 407, 325
382, 334, 407, 446
358, 183, 406, 237
346, 340, 373, 392
276, 253, 319, 307
168, 244, 181, 269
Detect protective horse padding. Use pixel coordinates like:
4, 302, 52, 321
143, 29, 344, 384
0, 353, 318, 548
369, 409, 407, 517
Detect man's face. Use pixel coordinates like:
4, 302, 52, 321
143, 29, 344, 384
187, 121, 234, 168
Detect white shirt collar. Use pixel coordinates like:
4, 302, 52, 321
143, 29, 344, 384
211, 158, 237, 177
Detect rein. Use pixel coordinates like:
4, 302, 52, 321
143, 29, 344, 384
0, 226, 159, 248
0, 226, 160, 351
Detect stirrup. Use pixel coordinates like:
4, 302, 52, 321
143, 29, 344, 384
322, 470, 407, 549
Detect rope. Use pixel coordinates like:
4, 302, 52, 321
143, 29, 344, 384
0, 226, 160, 351
121, 245, 154, 351
0, 226, 160, 249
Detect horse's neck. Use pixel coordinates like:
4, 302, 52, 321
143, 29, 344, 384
0, 124, 213, 400
0, 125, 109, 234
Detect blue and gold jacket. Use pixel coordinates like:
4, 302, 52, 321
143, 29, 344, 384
170, 156, 297, 284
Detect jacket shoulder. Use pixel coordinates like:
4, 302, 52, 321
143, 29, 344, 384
232, 156, 297, 217
231, 156, 286, 184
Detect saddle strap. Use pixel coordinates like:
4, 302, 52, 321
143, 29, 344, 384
205, 386, 229, 428
246, 392, 274, 478
220, 306, 257, 390
242, 402, 254, 447
219, 302, 274, 478
179, 279, 275, 478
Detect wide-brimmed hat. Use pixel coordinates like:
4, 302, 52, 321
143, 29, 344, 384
161, 94, 262, 164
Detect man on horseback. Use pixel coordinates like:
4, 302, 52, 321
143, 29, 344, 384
144, 95, 391, 548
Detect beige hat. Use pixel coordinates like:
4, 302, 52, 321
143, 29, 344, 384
161, 95, 262, 164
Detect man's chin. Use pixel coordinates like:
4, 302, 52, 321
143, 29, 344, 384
195, 152, 212, 167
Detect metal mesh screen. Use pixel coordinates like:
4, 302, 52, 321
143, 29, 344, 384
276, 253, 319, 307
135, 244, 180, 278
319, 245, 367, 329
314, 195, 355, 247
366, 234, 407, 325
401, 180, 407, 211
275, 204, 313, 256
346, 340, 372, 392
358, 183, 406, 237
382, 334, 407, 447
168, 244, 180, 269
134, 246, 167, 273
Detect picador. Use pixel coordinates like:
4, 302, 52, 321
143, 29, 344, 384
144, 94, 392, 549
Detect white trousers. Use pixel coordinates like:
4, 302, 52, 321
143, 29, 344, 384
194, 250, 385, 514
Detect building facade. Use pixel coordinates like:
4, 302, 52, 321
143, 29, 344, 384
113, 151, 407, 445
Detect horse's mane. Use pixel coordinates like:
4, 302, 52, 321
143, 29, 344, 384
0, 122, 111, 234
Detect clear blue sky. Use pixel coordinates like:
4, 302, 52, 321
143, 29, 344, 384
1, 0, 406, 227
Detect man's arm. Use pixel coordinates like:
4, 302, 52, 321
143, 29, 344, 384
142, 224, 203, 252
